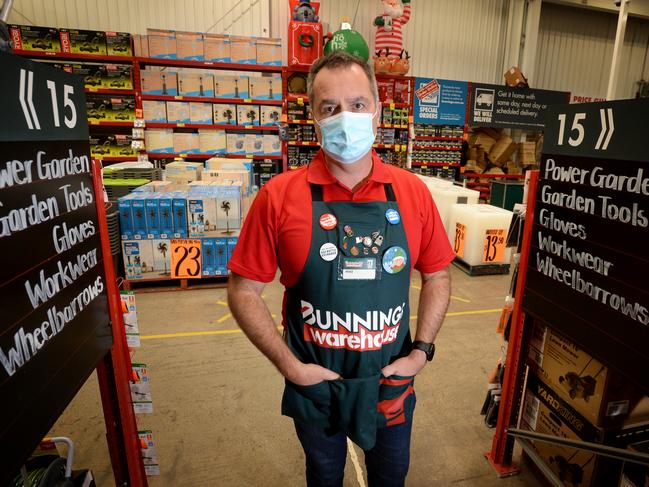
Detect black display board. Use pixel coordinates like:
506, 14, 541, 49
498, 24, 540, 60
523, 98, 649, 393
0, 52, 112, 481
469, 83, 569, 129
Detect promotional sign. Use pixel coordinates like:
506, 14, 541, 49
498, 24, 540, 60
413, 77, 468, 125
469, 83, 569, 129
0, 52, 112, 481
170, 238, 203, 278
523, 99, 649, 393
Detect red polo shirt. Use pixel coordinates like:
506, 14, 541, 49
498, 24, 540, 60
228, 150, 454, 287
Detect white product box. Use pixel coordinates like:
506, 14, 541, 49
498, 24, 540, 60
227, 133, 246, 155
244, 134, 263, 155
249, 74, 282, 100
173, 132, 200, 154
176, 31, 203, 61
255, 38, 282, 66
263, 134, 281, 156
213, 74, 249, 99
260, 105, 281, 126
216, 185, 242, 230
229, 36, 256, 64
140, 69, 178, 96
166, 101, 191, 124
145, 129, 173, 153
142, 100, 167, 123
237, 104, 260, 126
198, 129, 227, 154
189, 102, 213, 124
203, 34, 230, 62
213, 103, 238, 125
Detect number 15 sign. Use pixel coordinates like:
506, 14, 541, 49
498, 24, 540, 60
170, 239, 203, 279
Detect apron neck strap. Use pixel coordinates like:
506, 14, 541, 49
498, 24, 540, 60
310, 183, 397, 202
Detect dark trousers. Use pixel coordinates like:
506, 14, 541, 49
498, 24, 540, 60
294, 413, 414, 487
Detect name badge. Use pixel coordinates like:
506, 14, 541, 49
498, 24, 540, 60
338, 257, 380, 281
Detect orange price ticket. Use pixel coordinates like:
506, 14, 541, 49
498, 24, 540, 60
482, 229, 506, 263
454, 223, 466, 259
170, 239, 203, 279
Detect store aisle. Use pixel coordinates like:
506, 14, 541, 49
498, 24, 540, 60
49, 268, 545, 486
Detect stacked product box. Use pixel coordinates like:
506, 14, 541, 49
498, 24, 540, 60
201, 235, 238, 276
10, 24, 61, 52
60, 28, 107, 55
248, 74, 282, 100
86, 94, 135, 122
90, 134, 137, 157
140, 69, 179, 96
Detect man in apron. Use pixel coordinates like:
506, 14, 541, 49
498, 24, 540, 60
228, 52, 454, 486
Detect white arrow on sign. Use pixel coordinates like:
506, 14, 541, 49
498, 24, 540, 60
595, 108, 614, 150
18, 69, 41, 130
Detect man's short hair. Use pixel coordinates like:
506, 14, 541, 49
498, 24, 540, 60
307, 52, 379, 108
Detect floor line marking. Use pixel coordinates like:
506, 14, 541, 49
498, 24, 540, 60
216, 300, 228, 306
410, 308, 501, 320
410, 284, 471, 303
347, 439, 366, 487
217, 313, 232, 323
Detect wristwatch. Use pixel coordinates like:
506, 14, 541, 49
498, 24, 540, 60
412, 341, 435, 361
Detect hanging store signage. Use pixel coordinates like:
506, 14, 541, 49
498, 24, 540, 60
523, 98, 649, 393
413, 77, 468, 125
468, 82, 569, 129
0, 52, 112, 483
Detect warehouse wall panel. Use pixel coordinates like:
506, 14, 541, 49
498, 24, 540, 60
271, 0, 510, 83
6, 0, 271, 37
535, 2, 649, 100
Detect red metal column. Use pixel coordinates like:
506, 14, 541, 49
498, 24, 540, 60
92, 159, 148, 486
485, 170, 539, 476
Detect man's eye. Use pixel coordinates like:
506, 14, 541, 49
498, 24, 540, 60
354, 103, 365, 111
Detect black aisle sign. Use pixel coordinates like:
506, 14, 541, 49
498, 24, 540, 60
0, 52, 111, 481
523, 98, 649, 393
469, 82, 569, 129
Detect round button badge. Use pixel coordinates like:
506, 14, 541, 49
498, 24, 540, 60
382, 246, 407, 274
319, 213, 338, 230
319, 243, 338, 261
385, 209, 401, 225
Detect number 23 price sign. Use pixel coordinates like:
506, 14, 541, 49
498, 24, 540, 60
171, 239, 202, 279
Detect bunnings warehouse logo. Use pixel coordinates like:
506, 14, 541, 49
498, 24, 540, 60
301, 300, 405, 351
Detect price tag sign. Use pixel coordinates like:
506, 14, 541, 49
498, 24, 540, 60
297, 97, 304, 105
454, 223, 466, 258
170, 239, 203, 279
482, 229, 505, 263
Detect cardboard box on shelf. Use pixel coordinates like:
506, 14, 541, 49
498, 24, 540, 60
377, 79, 395, 103
60, 29, 107, 55
213, 104, 238, 125
147, 29, 177, 59
145, 129, 174, 153
244, 134, 264, 156
249, 74, 282, 100
176, 31, 204, 61
178, 71, 214, 97
171, 194, 188, 238
237, 105, 260, 126
173, 132, 201, 154
9, 24, 60, 52
118, 195, 134, 239
489, 134, 517, 165
112, 134, 136, 156
86, 95, 111, 122
189, 102, 213, 124
166, 101, 191, 124
527, 321, 646, 428
263, 134, 281, 156
213, 237, 228, 275
145, 196, 160, 237
72, 63, 108, 89
260, 106, 281, 126
227, 133, 246, 155
142, 100, 167, 123
230, 36, 256, 64
122, 240, 146, 279
130, 196, 147, 238
393, 79, 411, 105
106, 31, 132, 56
213, 74, 249, 99
110, 97, 135, 121
199, 129, 227, 155
256, 37, 282, 65
203, 34, 231, 63
216, 185, 242, 230
140, 69, 178, 96
103, 64, 133, 89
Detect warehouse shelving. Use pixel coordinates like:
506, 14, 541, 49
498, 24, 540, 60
140, 94, 283, 106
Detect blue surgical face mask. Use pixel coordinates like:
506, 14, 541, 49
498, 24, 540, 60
314, 109, 378, 164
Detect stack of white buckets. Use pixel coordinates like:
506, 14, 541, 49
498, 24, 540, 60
417, 175, 513, 266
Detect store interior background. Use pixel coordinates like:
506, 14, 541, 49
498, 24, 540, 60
5, 0, 649, 485
7, 0, 649, 101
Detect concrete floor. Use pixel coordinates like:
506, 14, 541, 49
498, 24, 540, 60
48, 266, 548, 486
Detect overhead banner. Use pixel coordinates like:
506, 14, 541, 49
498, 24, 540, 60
469, 83, 569, 129
413, 77, 468, 126
0, 52, 112, 482
523, 98, 649, 394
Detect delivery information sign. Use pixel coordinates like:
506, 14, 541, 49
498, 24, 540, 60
0, 52, 112, 481
523, 98, 649, 393
413, 77, 468, 125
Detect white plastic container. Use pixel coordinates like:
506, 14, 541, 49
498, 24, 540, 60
428, 185, 480, 232
447, 204, 513, 266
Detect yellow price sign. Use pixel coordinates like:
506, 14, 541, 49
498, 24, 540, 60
177, 123, 185, 127
170, 239, 203, 279
174, 95, 183, 100
390, 103, 396, 110
454, 223, 466, 258
244, 98, 252, 103
297, 97, 304, 105
482, 229, 506, 263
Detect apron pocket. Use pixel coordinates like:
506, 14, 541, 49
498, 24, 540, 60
378, 374, 416, 428
329, 374, 382, 450
282, 380, 332, 426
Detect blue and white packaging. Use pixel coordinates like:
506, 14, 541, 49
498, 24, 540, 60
214, 237, 228, 275
157, 194, 174, 238
123, 240, 143, 279
172, 193, 188, 238
118, 194, 134, 240
216, 185, 241, 230
145, 196, 160, 238
201, 237, 215, 276
226, 236, 238, 269
131, 196, 147, 239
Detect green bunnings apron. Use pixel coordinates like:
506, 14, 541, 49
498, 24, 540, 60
281, 183, 415, 450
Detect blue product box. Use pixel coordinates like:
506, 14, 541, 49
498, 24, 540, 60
131, 196, 147, 239
214, 237, 228, 275
145, 196, 160, 238
226, 236, 238, 270
118, 195, 133, 240
188, 198, 205, 237
201, 237, 215, 276
172, 194, 188, 238
122, 240, 143, 279
158, 194, 174, 238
